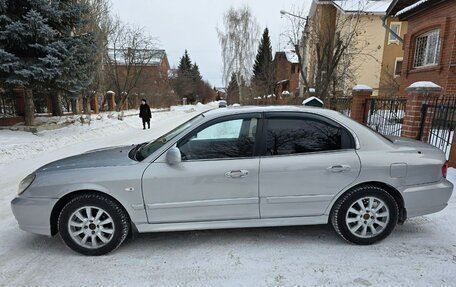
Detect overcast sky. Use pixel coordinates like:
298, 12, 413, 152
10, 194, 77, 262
110, 0, 311, 87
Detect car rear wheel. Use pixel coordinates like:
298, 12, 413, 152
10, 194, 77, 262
331, 185, 398, 245
58, 193, 130, 255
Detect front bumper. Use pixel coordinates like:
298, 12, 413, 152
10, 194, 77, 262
11, 196, 58, 236
399, 178, 453, 218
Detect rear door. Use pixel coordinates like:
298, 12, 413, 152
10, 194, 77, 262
259, 112, 361, 218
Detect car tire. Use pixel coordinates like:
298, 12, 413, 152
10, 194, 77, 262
331, 185, 398, 245
58, 193, 130, 256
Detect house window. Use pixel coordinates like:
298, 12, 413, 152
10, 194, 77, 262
394, 58, 403, 77
389, 22, 401, 43
413, 29, 441, 68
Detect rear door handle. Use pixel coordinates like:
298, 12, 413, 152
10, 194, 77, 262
327, 165, 351, 173
225, 170, 249, 178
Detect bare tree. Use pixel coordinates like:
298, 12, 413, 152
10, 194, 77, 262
280, 6, 311, 97
105, 18, 159, 111
79, 0, 112, 114
281, 5, 365, 101
217, 6, 259, 104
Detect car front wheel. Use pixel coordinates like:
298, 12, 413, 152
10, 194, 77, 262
331, 185, 398, 245
58, 193, 130, 255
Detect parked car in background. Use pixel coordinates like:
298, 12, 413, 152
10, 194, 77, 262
11, 106, 453, 255
218, 100, 227, 108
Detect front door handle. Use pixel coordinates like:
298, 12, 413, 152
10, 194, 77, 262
327, 165, 351, 173
225, 170, 249, 178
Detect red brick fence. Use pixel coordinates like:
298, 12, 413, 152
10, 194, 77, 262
343, 82, 456, 167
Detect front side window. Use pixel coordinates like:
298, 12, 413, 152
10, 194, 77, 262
265, 116, 352, 156
178, 117, 258, 160
136, 114, 203, 160
413, 29, 440, 68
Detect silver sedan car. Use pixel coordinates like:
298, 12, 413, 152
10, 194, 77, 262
11, 106, 453, 255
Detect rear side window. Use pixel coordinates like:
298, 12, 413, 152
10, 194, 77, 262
265, 116, 353, 156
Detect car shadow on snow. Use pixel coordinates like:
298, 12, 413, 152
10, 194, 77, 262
123, 224, 346, 251
11, 217, 438, 256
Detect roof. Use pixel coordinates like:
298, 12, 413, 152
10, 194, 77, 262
302, 96, 324, 105
385, 0, 417, 15
332, 0, 393, 14
285, 50, 300, 64
275, 50, 300, 64
309, 0, 393, 17
393, 0, 446, 19
107, 49, 166, 66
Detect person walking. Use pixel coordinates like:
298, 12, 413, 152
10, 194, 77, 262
139, 99, 152, 129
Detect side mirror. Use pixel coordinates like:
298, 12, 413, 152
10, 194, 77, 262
166, 146, 181, 165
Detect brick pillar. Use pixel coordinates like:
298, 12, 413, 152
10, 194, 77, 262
90, 95, 99, 114
351, 85, 373, 124
123, 99, 129, 110
448, 136, 456, 167
401, 82, 442, 140
46, 94, 53, 115
107, 91, 115, 111
13, 88, 25, 116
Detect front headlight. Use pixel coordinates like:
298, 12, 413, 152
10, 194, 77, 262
18, 174, 36, 195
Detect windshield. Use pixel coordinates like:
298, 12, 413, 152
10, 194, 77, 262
135, 114, 204, 161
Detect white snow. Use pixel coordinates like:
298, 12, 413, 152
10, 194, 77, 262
0, 101, 455, 286
396, 0, 430, 16
285, 50, 299, 64
407, 81, 442, 90
352, 84, 373, 91
302, 96, 323, 105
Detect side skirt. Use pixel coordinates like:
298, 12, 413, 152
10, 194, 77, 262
135, 215, 329, 233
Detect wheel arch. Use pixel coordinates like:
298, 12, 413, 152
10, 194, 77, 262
50, 190, 136, 236
327, 181, 406, 223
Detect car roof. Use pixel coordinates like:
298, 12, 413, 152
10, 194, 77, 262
202, 105, 342, 119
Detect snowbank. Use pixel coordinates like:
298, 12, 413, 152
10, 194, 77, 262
0, 103, 215, 164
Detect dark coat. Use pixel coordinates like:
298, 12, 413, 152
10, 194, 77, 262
139, 104, 152, 120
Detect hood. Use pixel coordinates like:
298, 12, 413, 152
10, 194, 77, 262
37, 145, 137, 172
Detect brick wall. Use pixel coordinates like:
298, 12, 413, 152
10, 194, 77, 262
105, 55, 172, 108
399, 0, 456, 95
274, 52, 300, 95
0, 116, 24, 126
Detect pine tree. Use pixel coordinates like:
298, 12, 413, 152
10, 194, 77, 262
0, 0, 97, 119
191, 62, 202, 82
252, 27, 275, 98
226, 72, 239, 104
178, 50, 192, 72
173, 50, 206, 103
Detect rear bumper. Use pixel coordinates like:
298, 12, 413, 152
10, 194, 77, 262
10, 196, 57, 236
399, 178, 453, 218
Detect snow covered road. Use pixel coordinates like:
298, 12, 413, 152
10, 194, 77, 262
0, 104, 455, 287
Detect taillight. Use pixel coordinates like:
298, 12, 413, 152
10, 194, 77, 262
442, 162, 448, 178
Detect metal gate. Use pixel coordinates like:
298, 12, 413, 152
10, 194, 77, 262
419, 96, 456, 157
327, 97, 352, 116
364, 98, 407, 136
0, 92, 17, 116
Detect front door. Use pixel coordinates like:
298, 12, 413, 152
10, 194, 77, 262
259, 113, 361, 218
142, 115, 261, 223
